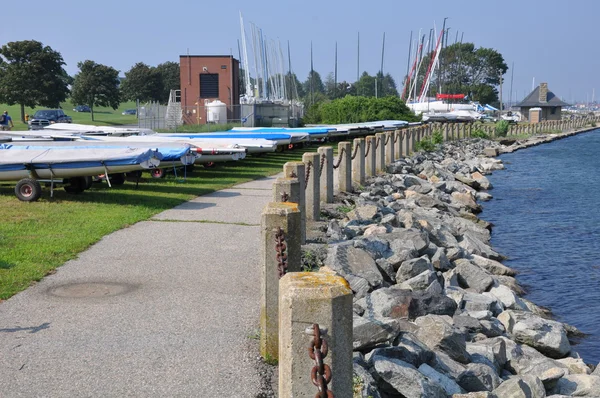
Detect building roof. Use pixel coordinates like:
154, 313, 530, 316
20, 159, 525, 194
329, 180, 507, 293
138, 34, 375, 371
516, 86, 570, 108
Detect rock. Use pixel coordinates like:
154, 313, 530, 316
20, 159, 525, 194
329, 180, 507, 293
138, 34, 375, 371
476, 192, 493, 201
396, 256, 434, 283
499, 310, 571, 359
465, 339, 507, 374
415, 315, 471, 364
497, 275, 527, 296
548, 374, 600, 396
471, 171, 493, 190
461, 292, 502, 315
368, 333, 435, 367
483, 147, 499, 157
503, 338, 568, 378
455, 174, 481, 189
431, 247, 453, 271
492, 375, 546, 398
452, 191, 482, 212
325, 244, 384, 291
458, 362, 502, 392
367, 288, 457, 320
470, 254, 518, 276
399, 270, 438, 291
458, 230, 503, 260
488, 284, 527, 311
363, 225, 388, 236
452, 393, 498, 398
353, 360, 382, 398
418, 363, 466, 395
454, 259, 495, 293
353, 314, 407, 351
371, 355, 447, 398
347, 204, 379, 223
556, 357, 592, 374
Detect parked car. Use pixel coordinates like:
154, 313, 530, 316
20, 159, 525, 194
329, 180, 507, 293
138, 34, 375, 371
122, 109, 137, 116
28, 109, 72, 130
479, 115, 498, 123
73, 105, 91, 112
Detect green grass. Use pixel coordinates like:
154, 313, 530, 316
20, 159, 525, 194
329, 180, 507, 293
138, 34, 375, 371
0, 149, 318, 300
2, 100, 139, 131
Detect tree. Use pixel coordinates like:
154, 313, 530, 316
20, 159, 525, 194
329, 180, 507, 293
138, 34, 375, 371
302, 70, 325, 105
156, 61, 180, 103
0, 40, 70, 122
284, 72, 304, 101
71, 60, 120, 121
120, 62, 163, 103
354, 72, 376, 97
414, 42, 507, 104
319, 95, 418, 124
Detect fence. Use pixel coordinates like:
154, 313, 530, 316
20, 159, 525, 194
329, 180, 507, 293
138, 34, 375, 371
260, 116, 599, 397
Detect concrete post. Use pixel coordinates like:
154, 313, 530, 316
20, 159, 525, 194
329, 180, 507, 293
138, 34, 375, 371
406, 129, 413, 155
303, 152, 320, 221
351, 138, 365, 187
394, 130, 402, 159
468, 123, 472, 138
273, 177, 301, 206
365, 136, 376, 177
279, 269, 353, 398
384, 132, 394, 164
375, 133, 386, 173
317, 146, 334, 204
260, 202, 301, 361
284, 162, 306, 245
443, 124, 449, 141
337, 141, 352, 193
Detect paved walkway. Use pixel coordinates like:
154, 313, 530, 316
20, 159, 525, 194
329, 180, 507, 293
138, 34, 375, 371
0, 176, 279, 397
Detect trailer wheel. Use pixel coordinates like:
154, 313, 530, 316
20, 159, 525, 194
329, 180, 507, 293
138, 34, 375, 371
151, 168, 166, 179
110, 173, 126, 186
83, 176, 94, 190
64, 177, 86, 194
15, 178, 42, 202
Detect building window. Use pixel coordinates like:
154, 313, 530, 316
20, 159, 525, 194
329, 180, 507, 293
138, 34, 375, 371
551, 107, 556, 115
200, 74, 219, 98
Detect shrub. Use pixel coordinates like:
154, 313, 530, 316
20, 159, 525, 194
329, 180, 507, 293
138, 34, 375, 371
318, 95, 419, 124
471, 128, 489, 139
414, 138, 436, 152
495, 120, 509, 137
432, 130, 444, 144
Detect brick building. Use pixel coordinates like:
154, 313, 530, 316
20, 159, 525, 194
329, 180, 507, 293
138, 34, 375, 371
179, 55, 240, 124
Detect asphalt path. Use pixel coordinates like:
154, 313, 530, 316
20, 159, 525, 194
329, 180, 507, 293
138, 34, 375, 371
0, 176, 279, 397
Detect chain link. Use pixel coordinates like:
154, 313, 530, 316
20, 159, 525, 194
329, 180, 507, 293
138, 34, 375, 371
305, 161, 312, 190
281, 192, 290, 202
318, 154, 326, 178
375, 136, 380, 149
350, 143, 360, 160
393, 131, 400, 143
275, 227, 288, 279
332, 147, 345, 169
308, 324, 333, 398
384, 133, 391, 145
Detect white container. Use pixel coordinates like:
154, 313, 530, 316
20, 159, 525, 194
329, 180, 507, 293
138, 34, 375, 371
206, 100, 227, 124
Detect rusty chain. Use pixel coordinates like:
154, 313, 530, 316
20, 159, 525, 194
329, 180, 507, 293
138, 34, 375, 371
394, 132, 400, 143
305, 160, 312, 190
332, 147, 345, 169
363, 139, 371, 158
350, 143, 360, 160
281, 192, 290, 202
375, 136, 380, 149
384, 133, 391, 145
318, 154, 326, 178
308, 324, 333, 398
275, 227, 288, 279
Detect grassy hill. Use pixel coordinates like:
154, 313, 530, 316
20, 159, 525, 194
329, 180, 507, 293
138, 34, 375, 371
1, 100, 139, 131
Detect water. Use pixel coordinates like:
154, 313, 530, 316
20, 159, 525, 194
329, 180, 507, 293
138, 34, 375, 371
480, 130, 600, 365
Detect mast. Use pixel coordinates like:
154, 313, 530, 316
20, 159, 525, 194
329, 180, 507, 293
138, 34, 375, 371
334, 41, 338, 99
239, 12, 253, 100
357, 32, 360, 83
402, 31, 413, 101
509, 62, 514, 109
310, 41, 314, 106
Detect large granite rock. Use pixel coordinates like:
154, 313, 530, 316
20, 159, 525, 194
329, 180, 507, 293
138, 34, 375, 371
418, 363, 465, 396
371, 355, 447, 398
353, 314, 408, 351
396, 255, 434, 283
415, 315, 471, 364
366, 288, 457, 320
548, 374, 600, 396
458, 362, 502, 392
325, 244, 384, 298
454, 258, 495, 293
492, 375, 546, 398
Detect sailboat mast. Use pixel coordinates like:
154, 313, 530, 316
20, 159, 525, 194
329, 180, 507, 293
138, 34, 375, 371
310, 41, 314, 106
402, 31, 413, 101
509, 62, 514, 109
357, 32, 360, 83
334, 41, 338, 99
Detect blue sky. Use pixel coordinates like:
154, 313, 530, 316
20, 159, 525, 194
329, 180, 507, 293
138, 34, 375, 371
1, 0, 597, 104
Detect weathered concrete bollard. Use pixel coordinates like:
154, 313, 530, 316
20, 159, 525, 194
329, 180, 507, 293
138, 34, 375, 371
375, 133, 386, 173
283, 162, 306, 244
337, 141, 352, 193
303, 152, 321, 221
351, 138, 365, 186
365, 136, 377, 177
394, 130, 402, 159
384, 132, 394, 164
260, 202, 301, 361
317, 146, 334, 204
279, 268, 353, 397
404, 129, 412, 155
272, 177, 301, 205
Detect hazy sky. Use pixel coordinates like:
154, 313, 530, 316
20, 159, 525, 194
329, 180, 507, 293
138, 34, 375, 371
1, 0, 597, 104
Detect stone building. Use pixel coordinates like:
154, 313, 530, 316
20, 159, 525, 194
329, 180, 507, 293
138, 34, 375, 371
516, 82, 569, 122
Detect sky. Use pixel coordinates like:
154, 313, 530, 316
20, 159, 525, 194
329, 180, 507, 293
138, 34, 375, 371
1, 0, 598, 104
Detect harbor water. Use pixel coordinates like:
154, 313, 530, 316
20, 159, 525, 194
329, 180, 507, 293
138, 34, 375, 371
480, 130, 600, 365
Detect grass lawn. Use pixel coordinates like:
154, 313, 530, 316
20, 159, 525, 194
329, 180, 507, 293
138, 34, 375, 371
0, 148, 323, 300
2, 100, 139, 131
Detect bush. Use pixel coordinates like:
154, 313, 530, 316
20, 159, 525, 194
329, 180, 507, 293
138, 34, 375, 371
432, 130, 444, 144
318, 95, 419, 124
414, 138, 436, 152
495, 120, 509, 137
472, 128, 489, 139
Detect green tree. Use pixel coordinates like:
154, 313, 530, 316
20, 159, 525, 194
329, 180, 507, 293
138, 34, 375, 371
284, 72, 304, 101
71, 60, 121, 121
318, 95, 418, 124
0, 40, 70, 122
156, 61, 180, 103
303, 70, 325, 105
120, 62, 163, 103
